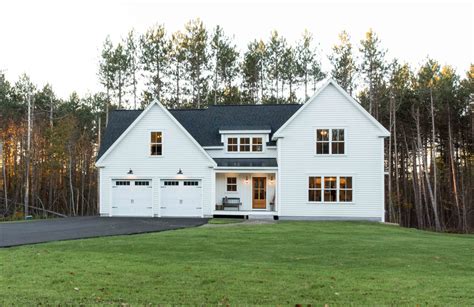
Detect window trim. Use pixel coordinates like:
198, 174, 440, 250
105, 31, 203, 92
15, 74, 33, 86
225, 135, 266, 153
226, 176, 238, 192
149, 131, 164, 157
314, 127, 347, 156
307, 175, 355, 204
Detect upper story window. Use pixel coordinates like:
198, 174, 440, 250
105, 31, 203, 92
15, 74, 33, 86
252, 137, 263, 152
240, 138, 250, 152
150, 132, 162, 156
228, 137, 238, 152
316, 129, 344, 155
226, 137, 264, 153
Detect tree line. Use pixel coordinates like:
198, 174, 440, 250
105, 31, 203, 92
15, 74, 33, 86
1, 19, 473, 232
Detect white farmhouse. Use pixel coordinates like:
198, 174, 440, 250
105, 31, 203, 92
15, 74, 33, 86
96, 79, 390, 220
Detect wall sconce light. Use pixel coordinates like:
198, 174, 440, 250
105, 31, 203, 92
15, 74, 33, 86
245, 176, 249, 184
177, 168, 183, 175
270, 175, 274, 183
127, 169, 133, 175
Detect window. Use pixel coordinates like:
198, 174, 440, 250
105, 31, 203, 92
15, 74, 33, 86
227, 136, 265, 152
227, 137, 238, 152
308, 177, 322, 202
164, 180, 179, 186
308, 176, 353, 203
226, 177, 237, 192
332, 129, 345, 154
339, 177, 353, 202
150, 132, 162, 156
184, 181, 199, 186
316, 129, 329, 154
135, 181, 150, 186
115, 181, 130, 186
252, 137, 263, 152
324, 177, 337, 202
239, 138, 250, 152
316, 129, 345, 155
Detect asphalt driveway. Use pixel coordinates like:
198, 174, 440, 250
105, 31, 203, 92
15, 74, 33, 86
0, 216, 208, 247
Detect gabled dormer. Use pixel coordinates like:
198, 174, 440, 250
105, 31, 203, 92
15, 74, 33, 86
219, 126, 271, 154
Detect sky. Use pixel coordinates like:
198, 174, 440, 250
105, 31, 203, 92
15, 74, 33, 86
0, 0, 472, 99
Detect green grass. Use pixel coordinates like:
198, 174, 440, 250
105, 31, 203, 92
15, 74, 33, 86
1, 222, 473, 305
207, 217, 244, 224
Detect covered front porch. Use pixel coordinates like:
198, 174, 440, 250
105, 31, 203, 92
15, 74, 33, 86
214, 170, 277, 216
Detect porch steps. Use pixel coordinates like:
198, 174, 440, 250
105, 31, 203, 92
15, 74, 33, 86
247, 214, 275, 220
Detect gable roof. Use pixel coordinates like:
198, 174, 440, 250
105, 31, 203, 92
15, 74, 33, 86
96, 101, 217, 166
97, 103, 302, 160
272, 78, 390, 139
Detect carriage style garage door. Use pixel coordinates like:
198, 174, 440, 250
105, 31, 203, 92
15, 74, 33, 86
111, 179, 153, 217
160, 179, 202, 217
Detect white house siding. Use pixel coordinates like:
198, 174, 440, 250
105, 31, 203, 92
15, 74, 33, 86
278, 84, 385, 221
98, 104, 215, 217
215, 172, 276, 211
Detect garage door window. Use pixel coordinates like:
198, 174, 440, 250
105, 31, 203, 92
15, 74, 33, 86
184, 181, 199, 186
116, 181, 130, 186
164, 181, 179, 186
135, 181, 150, 186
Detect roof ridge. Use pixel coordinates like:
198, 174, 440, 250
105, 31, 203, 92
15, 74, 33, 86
208, 103, 301, 107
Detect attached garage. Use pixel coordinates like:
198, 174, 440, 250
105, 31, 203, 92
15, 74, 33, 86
111, 179, 153, 217
160, 179, 203, 217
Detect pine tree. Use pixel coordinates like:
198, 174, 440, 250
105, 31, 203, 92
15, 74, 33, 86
139, 24, 169, 105
111, 43, 131, 109
359, 29, 387, 119
280, 46, 298, 102
98, 36, 115, 123
241, 40, 263, 103
210, 26, 239, 104
296, 30, 316, 100
182, 19, 209, 108
169, 31, 187, 108
266, 31, 286, 101
125, 30, 139, 109
329, 31, 356, 94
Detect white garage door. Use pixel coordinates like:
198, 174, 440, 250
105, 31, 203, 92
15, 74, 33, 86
160, 179, 202, 217
111, 179, 153, 217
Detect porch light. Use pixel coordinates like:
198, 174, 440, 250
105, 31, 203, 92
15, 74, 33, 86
245, 176, 249, 184
127, 169, 133, 175
270, 175, 274, 183
177, 168, 183, 175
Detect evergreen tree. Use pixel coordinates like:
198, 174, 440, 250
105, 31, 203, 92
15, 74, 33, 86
125, 30, 139, 109
210, 26, 240, 104
266, 31, 286, 101
359, 29, 387, 119
182, 19, 209, 108
111, 43, 131, 109
280, 46, 299, 102
296, 30, 316, 100
241, 40, 263, 103
139, 24, 169, 105
329, 31, 357, 94
98, 36, 115, 122
169, 31, 187, 108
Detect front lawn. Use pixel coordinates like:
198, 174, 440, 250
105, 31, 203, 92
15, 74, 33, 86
0, 222, 473, 305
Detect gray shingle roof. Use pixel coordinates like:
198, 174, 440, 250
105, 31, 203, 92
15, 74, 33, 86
97, 103, 302, 160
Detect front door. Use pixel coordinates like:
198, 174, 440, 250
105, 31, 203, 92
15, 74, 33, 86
252, 177, 266, 209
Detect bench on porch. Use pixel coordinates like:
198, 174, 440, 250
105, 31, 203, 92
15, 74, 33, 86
221, 197, 242, 211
